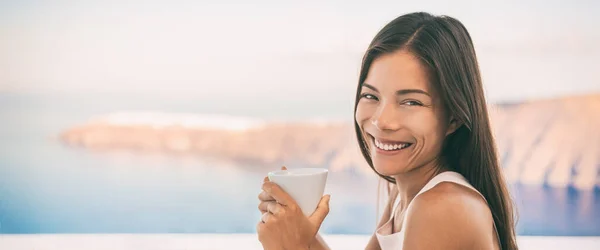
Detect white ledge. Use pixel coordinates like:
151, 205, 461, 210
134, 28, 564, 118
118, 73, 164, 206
1, 234, 599, 250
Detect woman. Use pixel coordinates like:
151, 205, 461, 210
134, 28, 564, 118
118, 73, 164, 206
257, 12, 518, 250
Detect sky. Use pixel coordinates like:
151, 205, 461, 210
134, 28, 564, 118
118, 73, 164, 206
1, 0, 599, 103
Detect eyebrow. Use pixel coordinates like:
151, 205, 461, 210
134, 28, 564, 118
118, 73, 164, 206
362, 83, 431, 97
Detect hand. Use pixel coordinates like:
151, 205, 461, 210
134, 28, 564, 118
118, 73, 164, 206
257, 166, 331, 250
257, 166, 287, 215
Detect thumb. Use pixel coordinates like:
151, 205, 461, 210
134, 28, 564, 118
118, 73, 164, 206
309, 195, 330, 229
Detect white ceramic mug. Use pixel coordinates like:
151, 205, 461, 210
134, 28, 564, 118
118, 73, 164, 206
267, 168, 328, 216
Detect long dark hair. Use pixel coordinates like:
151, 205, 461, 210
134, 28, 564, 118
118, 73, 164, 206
354, 12, 518, 250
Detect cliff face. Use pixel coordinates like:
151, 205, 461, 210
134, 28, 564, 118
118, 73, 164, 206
60, 117, 367, 174
60, 94, 600, 189
491, 94, 600, 189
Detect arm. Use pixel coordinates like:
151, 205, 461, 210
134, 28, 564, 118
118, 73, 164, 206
310, 186, 397, 250
309, 180, 399, 250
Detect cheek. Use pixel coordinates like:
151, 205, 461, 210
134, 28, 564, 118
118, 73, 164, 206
406, 111, 446, 144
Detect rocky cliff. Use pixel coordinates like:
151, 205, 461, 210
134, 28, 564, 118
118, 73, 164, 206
59, 94, 600, 189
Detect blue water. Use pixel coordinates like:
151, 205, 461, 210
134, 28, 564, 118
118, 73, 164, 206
0, 92, 599, 235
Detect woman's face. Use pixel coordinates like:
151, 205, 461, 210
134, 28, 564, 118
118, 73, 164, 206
355, 50, 456, 176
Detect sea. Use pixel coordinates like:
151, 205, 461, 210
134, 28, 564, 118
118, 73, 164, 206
0, 92, 599, 236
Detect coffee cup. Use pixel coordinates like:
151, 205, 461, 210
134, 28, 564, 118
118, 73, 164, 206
267, 168, 328, 216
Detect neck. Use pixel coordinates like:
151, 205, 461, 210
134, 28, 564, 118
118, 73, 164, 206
393, 157, 448, 210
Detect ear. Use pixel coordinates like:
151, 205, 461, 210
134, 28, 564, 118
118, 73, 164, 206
445, 116, 461, 136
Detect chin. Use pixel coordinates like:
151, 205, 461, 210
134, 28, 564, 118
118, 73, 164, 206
372, 160, 409, 177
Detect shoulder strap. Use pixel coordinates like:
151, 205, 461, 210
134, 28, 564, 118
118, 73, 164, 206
414, 171, 474, 196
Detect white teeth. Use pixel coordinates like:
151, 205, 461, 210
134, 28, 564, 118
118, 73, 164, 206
373, 138, 411, 151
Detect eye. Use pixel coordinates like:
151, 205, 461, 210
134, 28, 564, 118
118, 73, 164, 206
402, 100, 423, 106
360, 93, 379, 101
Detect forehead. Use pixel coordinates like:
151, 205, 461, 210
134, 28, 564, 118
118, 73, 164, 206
364, 50, 432, 93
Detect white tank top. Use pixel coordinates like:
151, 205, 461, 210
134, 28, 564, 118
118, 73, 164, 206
375, 171, 499, 249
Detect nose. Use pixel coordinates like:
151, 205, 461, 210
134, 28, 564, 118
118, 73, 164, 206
371, 102, 400, 131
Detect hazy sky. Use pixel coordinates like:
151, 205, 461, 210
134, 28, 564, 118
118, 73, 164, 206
1, 0, 599, 103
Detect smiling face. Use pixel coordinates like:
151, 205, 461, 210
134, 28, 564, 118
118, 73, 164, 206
355, 49, 458, 177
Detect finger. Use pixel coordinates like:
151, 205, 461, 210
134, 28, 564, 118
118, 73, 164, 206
256, 222, 266, 238
256, 222, 264, 235
256, 221, 267, 244
262, 182, 295, 206
258, 191, 275, 202
258, 201, 276, 213
261, 212, 271, 223
263, 166, 285, 183
258, 202, 267, 213
267, 201, 283, 215
309, 195, 331, 228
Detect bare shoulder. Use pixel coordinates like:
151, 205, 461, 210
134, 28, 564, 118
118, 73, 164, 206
402, 182, 496, 250
414, 181, 493, 221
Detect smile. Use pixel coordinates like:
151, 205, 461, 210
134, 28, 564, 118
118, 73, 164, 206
369, 135, 413, 152
375, 140, 411, 151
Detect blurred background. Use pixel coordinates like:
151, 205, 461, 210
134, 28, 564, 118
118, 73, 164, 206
1, 0, 599, 242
